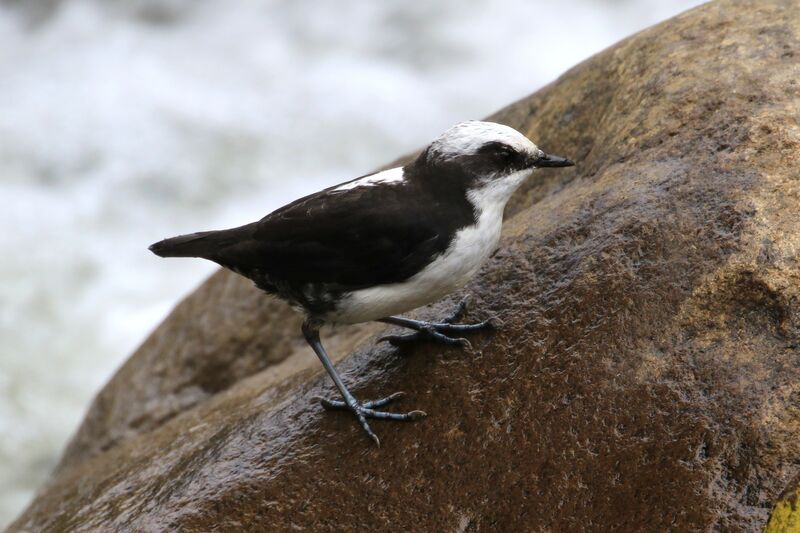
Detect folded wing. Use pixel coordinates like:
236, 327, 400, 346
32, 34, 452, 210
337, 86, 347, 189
207, 179, 474, 290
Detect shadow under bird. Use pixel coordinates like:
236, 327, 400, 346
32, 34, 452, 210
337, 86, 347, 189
149, 121, 574, 445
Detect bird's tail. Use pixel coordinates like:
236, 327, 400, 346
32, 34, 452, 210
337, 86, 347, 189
149, 230, 233, 259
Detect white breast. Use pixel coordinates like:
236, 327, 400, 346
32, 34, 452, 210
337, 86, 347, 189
328, 169, 531, 324
329, 210, 501, 324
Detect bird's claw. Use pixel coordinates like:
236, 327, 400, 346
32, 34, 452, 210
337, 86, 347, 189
312, 392, 426, 445
486, 316, 504, 329
378, 330, 472, 348
379, 297, 499, 348
443, 296, 471, 324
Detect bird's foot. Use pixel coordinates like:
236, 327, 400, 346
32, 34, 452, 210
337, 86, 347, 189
378, 297, 502, 349
310, 392, 426, 446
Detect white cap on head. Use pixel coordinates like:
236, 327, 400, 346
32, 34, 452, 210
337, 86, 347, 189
428, 120, 542, 161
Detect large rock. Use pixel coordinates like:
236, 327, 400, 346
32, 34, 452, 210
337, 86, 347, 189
11, 0, 800, 530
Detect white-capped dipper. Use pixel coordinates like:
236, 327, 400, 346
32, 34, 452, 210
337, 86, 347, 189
149, 121, 574, 445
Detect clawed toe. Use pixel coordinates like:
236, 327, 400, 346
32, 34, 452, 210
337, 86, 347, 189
312, 392, 405, 410
378, 330, 472, 348
443, 296, 471, 324
430, 332, 471, 348
312, 392, 425, 444
361, 407, 427, 421
378, 297, 498, 349
486, 316, 504, 329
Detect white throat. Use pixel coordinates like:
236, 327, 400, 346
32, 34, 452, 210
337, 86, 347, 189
467, 168, 533, 217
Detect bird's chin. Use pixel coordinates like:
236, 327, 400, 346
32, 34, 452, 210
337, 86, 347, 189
478, 168, 532, 185
470, 169, 534, 205
515, 168, 536, 180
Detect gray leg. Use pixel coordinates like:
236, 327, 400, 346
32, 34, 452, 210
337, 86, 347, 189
302, 320, 426, 446
377, 297, 501, 348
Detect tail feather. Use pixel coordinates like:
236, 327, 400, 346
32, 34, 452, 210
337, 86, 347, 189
149, 230, 231, 259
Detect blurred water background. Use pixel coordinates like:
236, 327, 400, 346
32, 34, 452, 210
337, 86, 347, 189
0, 0, 705, 526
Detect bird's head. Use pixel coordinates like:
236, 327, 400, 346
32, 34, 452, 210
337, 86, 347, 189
418, 120, 574, 204
426, 120, 574, 176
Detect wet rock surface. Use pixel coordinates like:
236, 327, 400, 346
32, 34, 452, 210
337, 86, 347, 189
11, 0, 800, 530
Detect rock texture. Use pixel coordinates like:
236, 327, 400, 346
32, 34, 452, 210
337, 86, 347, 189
11, 0, 800, 531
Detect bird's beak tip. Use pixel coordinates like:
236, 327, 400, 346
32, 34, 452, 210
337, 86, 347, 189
536, 153, 575, 168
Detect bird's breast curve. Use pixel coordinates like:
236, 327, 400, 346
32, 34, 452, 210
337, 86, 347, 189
326, 206, 504, 324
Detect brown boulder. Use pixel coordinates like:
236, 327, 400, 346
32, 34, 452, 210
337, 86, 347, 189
11, 0, 800, 530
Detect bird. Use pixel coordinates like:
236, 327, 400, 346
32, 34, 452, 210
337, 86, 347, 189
149, 120, 574, 445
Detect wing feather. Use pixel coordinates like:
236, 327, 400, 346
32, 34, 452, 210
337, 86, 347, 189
212, 177, 471, 290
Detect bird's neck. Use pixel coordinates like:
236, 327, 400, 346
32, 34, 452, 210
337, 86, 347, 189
466, 169, 533, 219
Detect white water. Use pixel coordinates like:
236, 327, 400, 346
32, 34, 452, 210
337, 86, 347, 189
0, 0, 705, 526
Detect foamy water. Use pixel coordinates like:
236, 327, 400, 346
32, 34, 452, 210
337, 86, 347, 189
0, 0, 704, 525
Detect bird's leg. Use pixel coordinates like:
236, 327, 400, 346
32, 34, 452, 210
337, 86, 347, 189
302, 320, 426, 446
377, 297, 501, 349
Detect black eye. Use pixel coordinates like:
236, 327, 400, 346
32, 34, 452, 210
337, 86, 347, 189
496, 146, 516, 160
479, 141, 518, 163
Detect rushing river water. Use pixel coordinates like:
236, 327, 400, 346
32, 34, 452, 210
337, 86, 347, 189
0, 0, 704, 525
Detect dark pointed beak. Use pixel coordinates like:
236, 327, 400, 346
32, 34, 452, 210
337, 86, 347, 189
535, 152, 575, 168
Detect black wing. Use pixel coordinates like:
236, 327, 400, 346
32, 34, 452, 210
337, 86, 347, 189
211, 178, 474, 291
